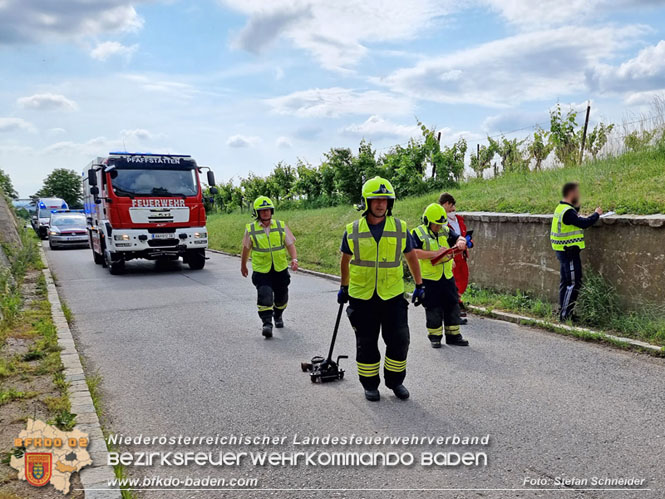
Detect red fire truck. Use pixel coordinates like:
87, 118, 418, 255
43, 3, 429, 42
83, 153, 217, 274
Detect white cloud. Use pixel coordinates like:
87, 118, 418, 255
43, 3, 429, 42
226, 134, 260, 148
17, 93, 78, 111
625, 89, 665, 107
233, 4, 312, 54
379, 25, 646, 106
221, 0, 451, 71
341, 116, 421, 140
483, 0, 665, 28
0, 0, 145, 44
482, 111, 549, 134
0, 117, 36, 133
120, 128, 156, 142
90, 41, 138, 61
587, 40, 665, 95
267, 87, 412, 118
122, 74, 199, 99
275, 136, 292, 148
43, 136, 122, 156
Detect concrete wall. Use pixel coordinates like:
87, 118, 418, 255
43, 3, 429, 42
459, 211, 665, 309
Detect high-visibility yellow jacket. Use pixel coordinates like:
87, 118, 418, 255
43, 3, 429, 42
246, 219, 288, 273
412, 223, 453, 281
550, 203, 585, 251
346, 216, 407, 300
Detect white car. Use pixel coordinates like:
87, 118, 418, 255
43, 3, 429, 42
48, 211, 89, 250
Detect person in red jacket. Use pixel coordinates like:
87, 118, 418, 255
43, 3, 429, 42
439, 193, 469, 324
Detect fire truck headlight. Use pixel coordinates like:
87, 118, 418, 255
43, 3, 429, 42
193, 232, 207, 238
113, 234, 130, 241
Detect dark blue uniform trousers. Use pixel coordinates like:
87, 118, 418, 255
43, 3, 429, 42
556, 250, 583, 321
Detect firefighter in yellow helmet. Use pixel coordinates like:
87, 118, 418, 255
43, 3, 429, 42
411, 203, 469, 348
338, 177, 424, 402
241, 196, 299, 338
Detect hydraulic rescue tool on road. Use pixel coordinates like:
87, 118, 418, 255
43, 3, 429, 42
301, 303, 348, 383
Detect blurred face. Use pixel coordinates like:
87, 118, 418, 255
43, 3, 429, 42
258, 208, 272, 222
430, 222, 442, 233
442, 201, 455, 213
368, 198, 388, 218
569, 187, 580, 206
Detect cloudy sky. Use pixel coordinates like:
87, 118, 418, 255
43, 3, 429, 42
2, 0, 665, 197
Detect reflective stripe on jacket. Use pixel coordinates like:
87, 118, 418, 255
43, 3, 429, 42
551, 204, 585, 251
346, 216, 407, 300
412, 223, 453, 281
246, 219, 288, 273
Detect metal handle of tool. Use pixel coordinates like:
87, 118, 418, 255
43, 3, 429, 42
326, 302, 345, 363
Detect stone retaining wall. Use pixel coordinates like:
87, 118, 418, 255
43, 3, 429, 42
458, 211, 665, 309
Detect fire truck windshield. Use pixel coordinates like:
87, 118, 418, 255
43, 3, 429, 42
109, 168, 198, 197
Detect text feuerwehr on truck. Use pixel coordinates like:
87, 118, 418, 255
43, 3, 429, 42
83, 153, 217, 274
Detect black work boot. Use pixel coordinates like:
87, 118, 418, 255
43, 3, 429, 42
430, 339, 442, 349
259, 312, 273, 338
445, 333, 469, 346
392, 385, 410, 400
364, 389, 380, 401
273, 309, 284, 328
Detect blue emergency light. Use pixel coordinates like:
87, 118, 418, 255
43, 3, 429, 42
108, 152, 191, 157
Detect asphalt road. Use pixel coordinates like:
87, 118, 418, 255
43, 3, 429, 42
44, 243, 665, 499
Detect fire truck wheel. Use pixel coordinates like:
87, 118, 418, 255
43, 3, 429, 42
105, 251, 125, 275
186, 250, 206, 270
92, 249, 104, 265
108, 260, 125, 275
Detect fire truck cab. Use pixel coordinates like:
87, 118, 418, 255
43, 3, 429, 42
83, 153, 216, 274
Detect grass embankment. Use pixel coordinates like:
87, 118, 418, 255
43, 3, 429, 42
209, 145, 665, 275
0, 231, 85, 497
207, 145, 665, 348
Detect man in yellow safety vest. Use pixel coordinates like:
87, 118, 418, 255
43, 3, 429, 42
241, 196, 298, 338
338, 177, 424, 402
551, 182, 602, 322
411, 203, 469, 348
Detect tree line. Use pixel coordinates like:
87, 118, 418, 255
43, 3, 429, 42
211, 122, 467, 213
208, 105, 619, 213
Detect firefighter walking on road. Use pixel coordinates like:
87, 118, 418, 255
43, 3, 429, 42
241, 196, 298, 338
412, 203, 469, 348
338, 177, 424, 402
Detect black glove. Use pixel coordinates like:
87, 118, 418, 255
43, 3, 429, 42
412, 283, 425, 307
337, 285, 349, 304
